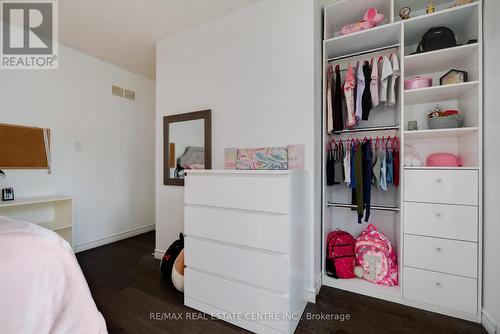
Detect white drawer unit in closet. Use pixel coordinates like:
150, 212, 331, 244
404, 234, 478, 278
403, 170, 478, 206
403, 267, 478, 315
404, 202, 478, 242
184, 170, 308, 334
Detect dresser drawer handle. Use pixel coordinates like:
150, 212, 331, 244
436, 212, 442, 218
435, 282, 442, 287
436, 247, 442, 252
436, 178, 443, 183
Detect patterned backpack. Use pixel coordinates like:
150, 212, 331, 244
326, 230, 356, 279
355, 224, 398, 286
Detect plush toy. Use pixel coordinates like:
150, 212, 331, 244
340, 8, 385, 35
172, 249, 185, 292
354, 266, 364, 278
404, 145, 423, 167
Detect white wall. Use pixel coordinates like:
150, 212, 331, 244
482, 1, 500, 332
155, 0, 320, 297
0, 44, 155, 251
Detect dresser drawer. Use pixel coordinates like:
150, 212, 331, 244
185, 268, 290, 333
185, 237, 289, 292
404, 235, 477, 278
185, 206, 289, 254
404, 202, 478, 241
404, 267, 477, 314
185, 173, 289, 214
404, 170, 478, 206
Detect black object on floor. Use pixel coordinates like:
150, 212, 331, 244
77, 232, 487, 334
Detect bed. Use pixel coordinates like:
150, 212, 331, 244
0, 216, 107, 334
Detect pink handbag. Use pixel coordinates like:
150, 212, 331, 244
426, 153, 462, 167
404, 76, 432, 90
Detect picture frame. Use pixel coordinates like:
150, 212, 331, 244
440, 69, 468, 85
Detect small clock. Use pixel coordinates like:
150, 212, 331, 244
399, 7, 411, 20
440, 69, 468, 86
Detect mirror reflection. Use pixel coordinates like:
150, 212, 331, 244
169, 119, 205, 179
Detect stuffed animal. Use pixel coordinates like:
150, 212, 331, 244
404, 145, 423, 167
340, 8, 385, 35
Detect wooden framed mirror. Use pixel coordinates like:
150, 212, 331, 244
163, 110, 212, 186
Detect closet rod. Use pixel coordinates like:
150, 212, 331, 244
333, 124, 400, 134
327, 202, 400, 213
327, 43, 400, 63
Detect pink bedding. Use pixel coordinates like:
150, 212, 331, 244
0, 216, 107, 334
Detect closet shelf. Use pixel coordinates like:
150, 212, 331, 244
324, 22, 401, 60
404, 81, 478, 105
404, 127, 479, 139
333, 124, 400, 134
323, 276, 401, 304
327, 202, 400, 213
404, 166, 479, 170
403, 2, 480, 46
404, 43, 479, 77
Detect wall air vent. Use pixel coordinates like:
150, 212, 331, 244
112, 85, 124, 97
112, 85, 136, 102
124, 89, 136, 101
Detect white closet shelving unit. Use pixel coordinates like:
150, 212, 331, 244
322, 0, 482, 323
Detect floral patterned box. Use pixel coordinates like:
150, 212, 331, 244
224, 145, 305, 170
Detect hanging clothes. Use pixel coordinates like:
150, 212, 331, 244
387, 54, 400, 106
333, 143, 344, 184
362, 141, 373, 222
355, 62, 364, 124
349, 144, 356, 189
393, 146, 400, 187
333, 65, 344, 132
379, 148, 388, 191
378, 56, 393, 104
344, 64, 356, 128
372, 146, 381, 189
354, 144, 364, 224
370, 58, 379, 108
326, 66, 334, 134
326, 146, 335, 186
343, 143, 351, 185
362, 61, 373, 120
386, 149, 394, 185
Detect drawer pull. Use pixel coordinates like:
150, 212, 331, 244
436, 178, 443, 183
436, 247, 442, 252
436, 212, 442, 218
435, 282, 442, 287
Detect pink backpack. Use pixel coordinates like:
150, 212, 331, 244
326, 230, 356, 279
355, 224, 398, 286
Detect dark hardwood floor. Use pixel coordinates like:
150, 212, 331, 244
77, 232, 486, 334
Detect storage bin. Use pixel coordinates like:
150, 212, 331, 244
428, 114, 464, 129
404, 77, 432, 90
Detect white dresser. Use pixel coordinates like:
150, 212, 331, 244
184, 170, 308, 334
403, 169, 480, 320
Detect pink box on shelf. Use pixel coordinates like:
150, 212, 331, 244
404, 77, 432, 90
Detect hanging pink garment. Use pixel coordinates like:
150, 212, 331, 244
344, 63, 356, 128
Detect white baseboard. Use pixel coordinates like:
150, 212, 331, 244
483, 309, 498, 334
154, 248, 165, 260
75, 224, 155, 253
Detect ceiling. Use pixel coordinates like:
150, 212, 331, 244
59, 0, 259, 79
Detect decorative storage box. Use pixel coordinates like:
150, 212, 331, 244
404, 77, 432, 90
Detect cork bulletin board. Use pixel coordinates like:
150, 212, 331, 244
0, 123, 50, 169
